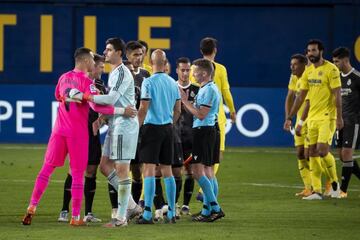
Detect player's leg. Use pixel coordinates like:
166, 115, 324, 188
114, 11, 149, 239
153, 166, 165, 222
318, 120, 340, 198
303, 120, 323, 200
159, 126, 177, 223
84, 165, 101, 222
137, 125, 162, 224
172, 141, 184, 219
192, 127, 224, 222
339, 123, 359, 197
58, 171, 72, 222
99, 133, 118, 218
22, 133, 66, 225
68, 135, 88, 225
83, 133, 102, 222
182, 160, 194, 215
294, 124, 311, 196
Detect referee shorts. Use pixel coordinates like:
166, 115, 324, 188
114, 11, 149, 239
139, 124, 174, 165
192, 126, 216, 167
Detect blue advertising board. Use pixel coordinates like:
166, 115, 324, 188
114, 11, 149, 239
0, 84, 293, 146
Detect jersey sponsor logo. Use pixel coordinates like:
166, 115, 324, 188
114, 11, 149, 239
308, 79, 322, 85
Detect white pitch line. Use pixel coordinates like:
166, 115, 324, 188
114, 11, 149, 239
240, 182, 360, 192
1, 178, 360, 192
0, 145, 46, 150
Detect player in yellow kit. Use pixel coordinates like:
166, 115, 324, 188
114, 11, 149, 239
284, 54, 312, 197
284, 39, 343, 200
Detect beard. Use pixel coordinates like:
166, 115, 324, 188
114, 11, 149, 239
308, 55, 321, 63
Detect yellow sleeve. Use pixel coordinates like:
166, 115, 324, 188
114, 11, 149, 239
300, 69, 309, 90
288, 75, 297, 91
219, 66, 236, 113
329, 66, 341, 89
223, 89, 236, 113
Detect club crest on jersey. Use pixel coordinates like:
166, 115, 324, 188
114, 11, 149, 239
318, 71, 323, 76
347, 79, 352, 86
190, 91, 195, 98
89, 84, 97, 93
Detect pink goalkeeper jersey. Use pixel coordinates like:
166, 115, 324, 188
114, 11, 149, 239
53, 69, 113, 138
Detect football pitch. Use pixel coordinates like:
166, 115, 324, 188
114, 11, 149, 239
1, 144, 360, 240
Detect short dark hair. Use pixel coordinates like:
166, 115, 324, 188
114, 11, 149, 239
200, 37, 218, 55
192, 58, 214, 76
93, 53, 105, 63
332, 47, 350, 59
123, 60, 132, 67
307, 39, 324, 51
291, 54, 308, 65
176, 57, 191, 68
106, 37, 125, 57
138, 40, 148, 53
126, 41, 144, 53
74, 47, 92, 61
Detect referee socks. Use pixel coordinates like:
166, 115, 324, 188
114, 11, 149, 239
143, 177, 155, 220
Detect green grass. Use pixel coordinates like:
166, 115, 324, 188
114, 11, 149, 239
1, 144, 360, 240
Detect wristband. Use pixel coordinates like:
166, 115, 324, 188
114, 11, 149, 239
298, 120, 304, 126
114, 107, 125, 115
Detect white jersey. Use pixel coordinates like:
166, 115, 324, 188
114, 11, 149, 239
93, 63, 139, 136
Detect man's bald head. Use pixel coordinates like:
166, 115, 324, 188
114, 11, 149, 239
150, 49, 167, 68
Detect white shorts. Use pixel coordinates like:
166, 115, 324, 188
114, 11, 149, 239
103, 132, 138, 162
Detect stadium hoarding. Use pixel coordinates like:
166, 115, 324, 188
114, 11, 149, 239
0, 85, 293, 146
0, 3, 359, 88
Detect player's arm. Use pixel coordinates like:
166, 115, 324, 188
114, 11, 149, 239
333, 87, 344, 130
283, 89, 307, 131
138, 100, 149, 126
284, 90, 296, 120
138, 79, 151, 126
295, 100, 309, 136
173, 100, 181, 123
180, 88, 211, 120
330, 67, 344, 130
220, 67, 236, 122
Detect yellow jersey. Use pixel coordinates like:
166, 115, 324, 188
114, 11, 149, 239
288, 74, 306, 121
142, 63, 152, 75
300, 60, 341, 121
191, 61, 236, 123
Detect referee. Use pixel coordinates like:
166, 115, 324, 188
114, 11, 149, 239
136, 49, 181, 224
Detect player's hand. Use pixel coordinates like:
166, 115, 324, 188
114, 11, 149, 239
336, 117, 344, 130
179, 87, 189, 104
230, 112, 236, 123
68, 88, 84, 101
123, 106, 137, 118
283, 119, 292, 131
92, 118, 101, 136
295, 124, 302, 136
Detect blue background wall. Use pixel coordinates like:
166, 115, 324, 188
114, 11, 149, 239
0, 0, 359, 145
